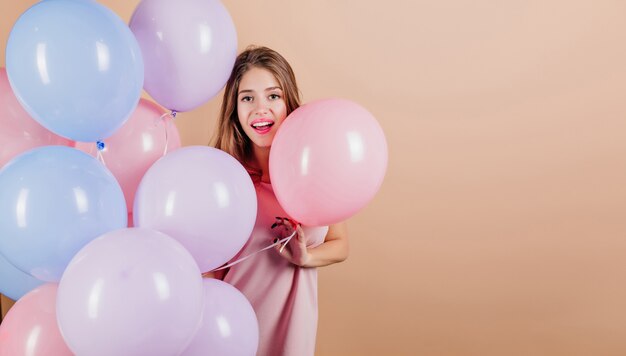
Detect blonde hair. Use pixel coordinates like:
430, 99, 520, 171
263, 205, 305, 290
211, 46, 301, 179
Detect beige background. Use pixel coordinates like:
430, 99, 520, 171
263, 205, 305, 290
2, 1, 626, 355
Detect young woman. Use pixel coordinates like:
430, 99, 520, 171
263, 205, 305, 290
209, 46, 349, 356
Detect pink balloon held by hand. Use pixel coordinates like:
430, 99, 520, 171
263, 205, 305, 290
269, 99, 388, 226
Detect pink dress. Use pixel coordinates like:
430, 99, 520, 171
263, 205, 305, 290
224, 182, 328, 356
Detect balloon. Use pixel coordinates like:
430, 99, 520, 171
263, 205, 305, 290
57, 228, 204, 356
130, 0, 237, 111
269, 99, 388, 226
5, 0, 144, 142
182, 279, 259, 356
0, 146, 127, 282
0, 68, 72, 168
134, 146, 257, 272
76, 99, 181, 213
0, 253, 43, 302
0, 284, 73, 356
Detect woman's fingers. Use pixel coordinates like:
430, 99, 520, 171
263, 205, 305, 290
270, 217, 307, 265
295, 225, 305, 242
271, 217, 284, 230
273, 237, 294, 260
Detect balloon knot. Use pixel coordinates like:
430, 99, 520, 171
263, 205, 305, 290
96, 141, 105, 151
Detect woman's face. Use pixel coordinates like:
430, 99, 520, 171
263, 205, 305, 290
236, 67, 287, 150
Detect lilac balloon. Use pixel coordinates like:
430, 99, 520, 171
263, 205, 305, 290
182, 279, 259, 356
56, 228, 204, 356
134, 146, 257, 272
130, 0, 237, 111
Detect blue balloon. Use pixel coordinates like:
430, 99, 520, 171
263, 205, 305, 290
0, 146, 127, 282
0, 253, 43, 301
5, 0, 144, 142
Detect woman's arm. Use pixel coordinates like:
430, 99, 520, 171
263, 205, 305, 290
275, 221, 349, 268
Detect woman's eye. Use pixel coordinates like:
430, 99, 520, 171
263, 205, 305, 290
269, 94, 281, 100
241, 96, 253, 102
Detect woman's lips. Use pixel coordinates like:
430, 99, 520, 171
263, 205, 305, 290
251, 118, 274, 135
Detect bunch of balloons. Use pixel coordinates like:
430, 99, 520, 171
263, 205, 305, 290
1, 1, 259, 355
1, 0, 389, 355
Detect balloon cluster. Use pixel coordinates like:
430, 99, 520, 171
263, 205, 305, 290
0, 1, 258, 355
0, 1, 388, 355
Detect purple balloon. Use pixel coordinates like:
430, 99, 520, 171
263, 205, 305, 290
134, 146, 257, 272
56, 228, 204, 356
182, 279, 259, 356
130, 0, 237, 111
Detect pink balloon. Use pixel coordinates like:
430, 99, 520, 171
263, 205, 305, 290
0, 68, 72, 168
0, 284, 72, 356
134, 146, 257, 272
56, 228, 204, 356
76, 98, 181, 213
130, 0, 237, 111
269, 99, 388, 226
182, 279, 259, 356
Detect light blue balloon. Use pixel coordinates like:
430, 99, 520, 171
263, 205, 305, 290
0, 146, 127, 282
0, 253, 43, 301
5, 0, 144, 142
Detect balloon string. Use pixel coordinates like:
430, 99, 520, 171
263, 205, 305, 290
211, 230, 297, 272
158, 110, 177, 156
278, 222, 298, 253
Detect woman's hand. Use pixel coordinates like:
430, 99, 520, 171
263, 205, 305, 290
271, 217, 311, 267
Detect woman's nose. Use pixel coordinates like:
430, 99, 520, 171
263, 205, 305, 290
254, 100, 269, 115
